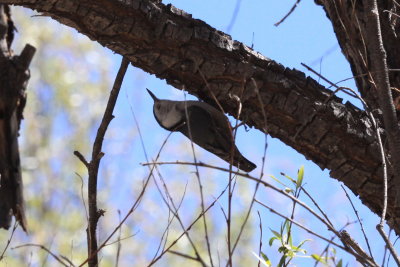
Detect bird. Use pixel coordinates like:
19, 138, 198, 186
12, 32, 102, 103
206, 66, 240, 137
147, 89, 256, 172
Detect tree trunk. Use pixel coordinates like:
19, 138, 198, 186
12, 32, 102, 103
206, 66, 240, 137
0, 4, 35, 231
0, 0, 399, 234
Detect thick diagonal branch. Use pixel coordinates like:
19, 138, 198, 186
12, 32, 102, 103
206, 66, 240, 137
1, 0, 399, 233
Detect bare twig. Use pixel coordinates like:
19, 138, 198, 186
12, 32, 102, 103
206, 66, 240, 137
74, 172, 89, 222
257, 211, 263, 267
79, 126, 170, 267
115, 210, 122, 267
12, 243, 72, 267
226, 0, 242, 33
376, 225, 400, 266
144, 161, 339, 236
274, 0, 301, 26
364, 0, 400, 209
168, 250, 200, 262
0, 221, 18, 260
148, 177, 231, 267
231, 78, 269, 254
341, 185, 374, 259
298, 61, 397, 262
183, 90, 214, 267
255, 200, 378, 267
73, 151, 89, 168
151, 161, 207, 267
84, 57, 129, 267
339, 230, 375, 265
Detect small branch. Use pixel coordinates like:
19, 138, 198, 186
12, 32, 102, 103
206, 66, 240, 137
364, 0, 400, 208
341, 185, 374, 260
257, 211, 263, 267
12, 243, 72, 267
183, 91, 213, 267
86, 57, 129, 267
144, 161, 339, 236
73, 151, 89, 168
0, 221, 18, 260
274, 0, 301, 27
80, 124, 171, 267
148, 175, 230, 267
339, 230, 375, 265
376, 225, 400, 266
255, 200, 378, 267
168, 250, 201, 262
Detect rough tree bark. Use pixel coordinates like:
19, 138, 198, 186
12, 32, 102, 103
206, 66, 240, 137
0, 4, 35, 231
0, 0, 399, 234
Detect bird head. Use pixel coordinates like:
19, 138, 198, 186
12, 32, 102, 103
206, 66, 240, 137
147, 88, 182, 130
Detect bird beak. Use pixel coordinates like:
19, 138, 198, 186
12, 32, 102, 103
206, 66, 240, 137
146, 88, 159, 102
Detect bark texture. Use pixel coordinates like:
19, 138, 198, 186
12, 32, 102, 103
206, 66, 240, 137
0, 4, 35, 231
0, 0, 399, 233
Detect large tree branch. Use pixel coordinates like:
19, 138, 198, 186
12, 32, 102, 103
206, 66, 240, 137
1, 0, 399, 233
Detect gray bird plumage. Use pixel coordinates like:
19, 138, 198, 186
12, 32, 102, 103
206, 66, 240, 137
147, 89, 256, 172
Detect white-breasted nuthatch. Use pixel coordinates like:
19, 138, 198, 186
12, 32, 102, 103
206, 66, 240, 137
147, 89, 256, 172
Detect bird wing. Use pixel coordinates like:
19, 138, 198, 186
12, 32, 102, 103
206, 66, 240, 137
176, 103, 256, 172
176, 104, 234, 156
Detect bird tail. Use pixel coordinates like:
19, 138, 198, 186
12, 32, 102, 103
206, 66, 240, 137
235, 154, 257, 172
221, 149, 256, 172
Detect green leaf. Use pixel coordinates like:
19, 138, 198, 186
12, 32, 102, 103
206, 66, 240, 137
297, 239, 311, 249
297, 166, 304, 188
270, 229, 282, 239
311, 254, 328, 264
261, 252, 271, 265
277, 255, 287, 267
269, 236, 278, 246
336, 259, 343, 267
269, 174, 289, 187
284, 187, 293, 193
288, 233, 293, 246
252, 251, 271, 267
282, 173, 296, 184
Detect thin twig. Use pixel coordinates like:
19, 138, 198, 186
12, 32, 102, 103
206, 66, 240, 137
144, 161, 340, 236
115, 210, 122, 267
257, 211, 263, 267
73, 151, 89, 168
274, 0, 301, 26
74, 172, 88, 221
151, 159, 207, 267
168, 250, 200, 262
85, 56, 129, 267
254, 200, 378, 267
300, 186, 334, 230
0, 221, 18, 260
183, 90, 214, 267
339, 230, 375, 264
147, 180, 229, 267
341, 185, 374, 259
81, 130, 170, 266
231, 78, 269, 254
298, 62, 396, 262
377, 225, 400, 266
364, 0, 400, 208
12, 244, 72, 267
226, 0, 242, 33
